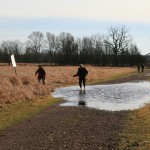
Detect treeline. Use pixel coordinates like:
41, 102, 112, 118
0, 25, 144, 66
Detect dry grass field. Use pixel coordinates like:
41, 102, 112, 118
0, 64, 135, 107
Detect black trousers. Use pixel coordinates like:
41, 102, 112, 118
79, 77, 86, 88
38, 77, 45, 84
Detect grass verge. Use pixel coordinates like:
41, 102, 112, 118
0, 96, 60, 130
119, 104, 150, 150
88, 70, 136, 85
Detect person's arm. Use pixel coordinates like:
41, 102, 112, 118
84, 68, 88, 76
85, 69, 88, 75
44, 70, 46, 76
35, 69, 39, 76
73, 74, 77, 77
73, 68, 79, 77
73, 72, 78, 77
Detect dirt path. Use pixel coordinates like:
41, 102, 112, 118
0, 69, 150, 150
101, 69, 150, 84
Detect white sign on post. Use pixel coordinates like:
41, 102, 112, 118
11, 54, 17, 75
11, 54, 17, 67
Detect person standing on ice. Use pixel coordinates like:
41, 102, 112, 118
73, 64, 88, 91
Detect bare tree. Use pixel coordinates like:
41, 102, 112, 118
46, 32, 61, 63
11, 40, 23, 55
91, 34, 104, 65
58, 32, 75, 64
1, 41, 13, 55
128, 44, 142, 66
46, 32, 56, 51
104, 26, 132, 66
0, 40, 23, 63
27, 31, 45, 54
0, 41, 12, 63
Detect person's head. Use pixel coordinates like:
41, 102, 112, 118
39, 65, 43, 68
80, 64, 83, 68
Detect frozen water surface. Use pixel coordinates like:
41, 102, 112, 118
52, 81, 150, 111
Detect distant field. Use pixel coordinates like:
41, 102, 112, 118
0, 64, 135, 106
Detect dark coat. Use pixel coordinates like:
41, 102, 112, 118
35, 68, 46, 79
74, 67, 88, 78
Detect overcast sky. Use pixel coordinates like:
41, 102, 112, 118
0, 0, 150, 54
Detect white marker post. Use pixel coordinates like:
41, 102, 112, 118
11, 54, 17, 76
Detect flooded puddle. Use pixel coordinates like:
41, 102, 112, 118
52, 81, 150, 111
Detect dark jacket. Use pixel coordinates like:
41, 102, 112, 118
35, 68, 46, 79
74, 67, 88, 78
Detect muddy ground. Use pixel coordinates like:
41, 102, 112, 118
0, 69, 149, 150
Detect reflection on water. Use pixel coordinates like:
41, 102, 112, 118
78, 91, 86, 106
52, 81, 150, 111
